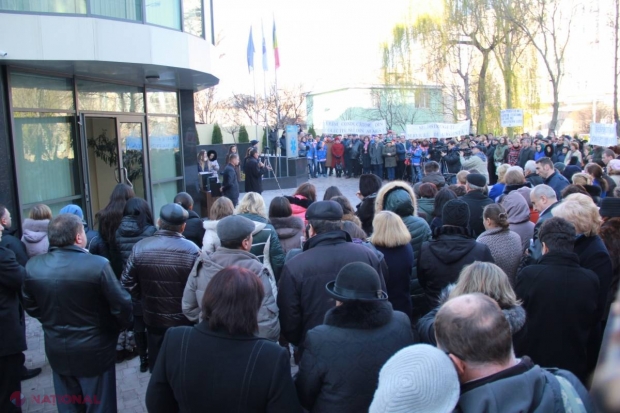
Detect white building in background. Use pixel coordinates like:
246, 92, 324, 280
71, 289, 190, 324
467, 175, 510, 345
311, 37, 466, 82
0, 0, 219, 229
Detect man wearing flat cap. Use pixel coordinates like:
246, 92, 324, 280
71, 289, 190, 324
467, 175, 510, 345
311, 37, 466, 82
277, 201, 386, 359
461, 173, 493, 236
122, 203, 200, 372
182, 215, 279, 341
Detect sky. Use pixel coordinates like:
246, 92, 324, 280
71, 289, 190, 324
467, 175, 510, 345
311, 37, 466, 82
212, 0, 411, 97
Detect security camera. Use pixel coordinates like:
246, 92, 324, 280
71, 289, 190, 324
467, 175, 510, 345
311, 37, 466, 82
0, 51, 7, 57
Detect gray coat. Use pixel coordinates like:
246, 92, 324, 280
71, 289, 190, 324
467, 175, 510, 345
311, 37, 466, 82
477, 227, 523, 283
182, 248, 280, 341
370, 142, 384, 165
382, 144, 397, 168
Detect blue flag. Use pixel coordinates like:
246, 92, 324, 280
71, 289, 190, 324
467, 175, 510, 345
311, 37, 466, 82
262, 25, 268, 72
247, 27, 255, 73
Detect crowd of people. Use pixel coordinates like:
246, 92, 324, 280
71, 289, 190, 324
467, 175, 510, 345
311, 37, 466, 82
2, 129, 620, 412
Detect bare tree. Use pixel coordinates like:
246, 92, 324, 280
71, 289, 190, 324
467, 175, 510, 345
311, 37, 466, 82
503, 0, 576, 135
194, 86, 220, 124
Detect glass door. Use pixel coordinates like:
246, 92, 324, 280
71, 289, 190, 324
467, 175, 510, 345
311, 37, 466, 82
118, 117, 148, 200
81, 115, 149, 229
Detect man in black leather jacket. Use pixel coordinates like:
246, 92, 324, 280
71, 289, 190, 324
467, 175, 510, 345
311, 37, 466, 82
0, 223, 27, 413
23, 214, 133, 413
121, 203, 200, 372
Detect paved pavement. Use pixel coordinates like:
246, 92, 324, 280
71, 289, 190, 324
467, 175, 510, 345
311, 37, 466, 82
261, 174, 362, 211
20, 175, 363, 412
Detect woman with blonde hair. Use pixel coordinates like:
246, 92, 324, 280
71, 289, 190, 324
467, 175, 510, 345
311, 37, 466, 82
553, 193, 613, 323
417, 261, 525, 345
201, 197, 235, 253
488, 163, 511, 201
371, 211, 414, 320
22, 203, 52, 257
237, 192, 286, 281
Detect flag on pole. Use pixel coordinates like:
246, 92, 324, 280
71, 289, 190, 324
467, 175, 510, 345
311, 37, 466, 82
262, 25, 268, 71
273, 20, 280, 69
247, 27, 255, 73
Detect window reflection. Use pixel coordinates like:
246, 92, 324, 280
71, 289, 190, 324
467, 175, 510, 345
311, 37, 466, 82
90, 0, 143, 21
0, 0, 86, 13
183, 0, 203, 37
147, 90, 178, 115
11, 73, 74, 111
13, 113, 80, 208
77, 79, 144, 113
145, 0, 181, 30
148, 116, 182, 181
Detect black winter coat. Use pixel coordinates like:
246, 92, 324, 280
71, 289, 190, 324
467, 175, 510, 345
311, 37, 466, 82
295, 301, 414, 413
418, 226, 494, 311
146, 322, 301, 413
443, 148, 462, 173
244, 156, 266, 194
461, 190, 494, 237
356, 194, 377, 235
114, 217, 157, 273
183, 210, 206, 249
121, 230, 200, 329
517, 146, 535, 168
0, 247, 26, 357
114, 218, 157, 316
375, 244, 414, 320
0, 229, 28, 266
574, 235, 613, 322
23, 246, 133, 376
221, 163, 240, 205
514, 251, 600, 383
277, 230, 385, 349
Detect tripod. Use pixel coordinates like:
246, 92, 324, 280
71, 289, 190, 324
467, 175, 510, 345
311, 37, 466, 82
262, 154, 284, 195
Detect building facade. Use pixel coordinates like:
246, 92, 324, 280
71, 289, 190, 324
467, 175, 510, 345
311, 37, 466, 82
0, 0, 218, 230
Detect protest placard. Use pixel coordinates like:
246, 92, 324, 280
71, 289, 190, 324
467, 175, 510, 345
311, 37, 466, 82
405, 120, 471, 139
589, 123, 617, 147
322, 120, 387, 135
500, 109, 524, 127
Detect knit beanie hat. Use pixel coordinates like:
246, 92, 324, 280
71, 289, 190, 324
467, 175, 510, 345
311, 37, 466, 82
59, 204, 84, 220
369, 344, 460, 413
442, 199, 470, 228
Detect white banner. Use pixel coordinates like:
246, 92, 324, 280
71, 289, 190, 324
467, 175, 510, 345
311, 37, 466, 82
500, 109, 524, 127
590, 123, 617, 147
323, 120, 387, 135
405, 120, 471, 140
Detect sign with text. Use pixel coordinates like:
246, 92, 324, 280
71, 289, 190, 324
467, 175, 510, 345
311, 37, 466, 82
405, 120, 471, 139
500, 109, 524, 127
323, 120, 387, 135
285, 125, 299, 157
589, 123, 617, 147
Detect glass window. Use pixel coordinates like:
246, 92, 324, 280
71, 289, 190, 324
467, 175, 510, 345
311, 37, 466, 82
0, 0, 86, 14
10, 73, 75, 111
12, 113, 81, 215
90, 0, 143, 21
183, 0, 203, 37
145, 0, 181, 30
152, 180, 184, 220
77, 79, 144, 113
146, 90, 178, 115
148, 117, 182, 181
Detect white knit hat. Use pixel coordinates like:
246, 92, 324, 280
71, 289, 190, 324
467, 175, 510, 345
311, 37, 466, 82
369, 344, 460, 413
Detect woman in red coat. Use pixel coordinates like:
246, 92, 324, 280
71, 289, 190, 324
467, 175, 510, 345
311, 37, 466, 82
331, 136, 345, 178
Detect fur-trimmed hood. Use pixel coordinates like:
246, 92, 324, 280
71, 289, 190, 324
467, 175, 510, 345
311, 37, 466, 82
438, 284, 526, 334
269, 216, 304, 241
375, 180, 418, 217
22, 218, 49, 243
324, 300, 393, 330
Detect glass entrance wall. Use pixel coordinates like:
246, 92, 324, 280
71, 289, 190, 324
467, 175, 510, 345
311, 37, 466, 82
9, 72, 83, 218
8, 70, 184, 225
